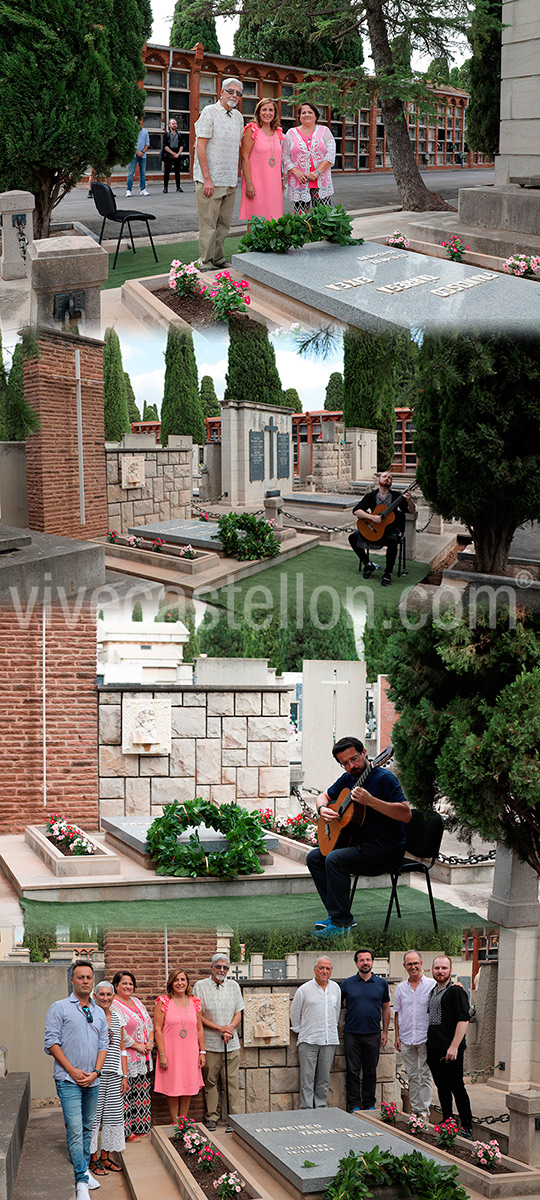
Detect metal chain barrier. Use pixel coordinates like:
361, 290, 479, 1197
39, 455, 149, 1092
437, 850, 496, 864
416, 508, 436, 534
396, 1072, 509, 1124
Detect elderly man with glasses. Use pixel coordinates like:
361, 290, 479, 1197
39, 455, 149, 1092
193, 953, 244, 1130
44, 960, 109, 1200
394, 950, 435, 1117
193, 77, 244, 270
307, 736, 411, 937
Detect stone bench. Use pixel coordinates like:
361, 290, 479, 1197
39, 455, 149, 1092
509, 176, 540, 188
0, 1073, 30, 1200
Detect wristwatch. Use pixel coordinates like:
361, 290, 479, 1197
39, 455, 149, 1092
94, 1069, 101, 1077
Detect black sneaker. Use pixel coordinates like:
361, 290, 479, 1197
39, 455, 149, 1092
163, 187, 168, 193
177, 187, 183, 192
381, 574, 392, 586
363, 564, 374, 579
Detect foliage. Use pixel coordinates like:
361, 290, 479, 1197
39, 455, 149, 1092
169, 258, 207, 298
170, 0, 220, 52
238, 205, 362, 255
385, 608, 540, 874
324, 372, 343, 412
229, 925, 463, 962
124, 372, 141, 423
258, 808, 317, 846
442, 236, 469, 262
103, 329, 130, 442
4, 343, 41, 441
465, 0, 502, 158
411, 333, 540, 574
224, 320, 283, 406
434, 1119, 461, 1150
214, 512, 280, 561
234, 0, 363, 69
386, 230, 409, 249
146, 799, 268, 878
0, 0, 149, 237
143, 401, 159, 422
198, 597, 359, 674
504, 254, 540, 280
46, 813, 94, 856
208, 270, 250, 321
380, 1100, 397, 1124
0, 329, 7, 440
132, 601, 143, 621
376, 377, 397, 472
199, 375, 221, 418
325, 1145, 469, 1200
471, 1140, 502, 1170
282, 387, 301, 411
161, 327, 205, 446
343, 329, 406, 465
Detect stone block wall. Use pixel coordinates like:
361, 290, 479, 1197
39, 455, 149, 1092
23, 330, 108, 538
98, 684, 292, 821
105, 439, 192, 536
311, 443, 352, 492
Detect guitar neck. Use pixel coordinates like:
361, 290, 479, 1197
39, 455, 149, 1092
381, 480, 418, 518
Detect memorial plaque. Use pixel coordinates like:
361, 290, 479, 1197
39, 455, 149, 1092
243, 994, 290, 1046
122, 698, 171, 755
249, 430, 265, 482
277, 432, 290, 480
230, 1108, 449, 1195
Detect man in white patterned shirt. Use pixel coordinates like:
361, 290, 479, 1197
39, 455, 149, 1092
193, 953, 244, 1130
290, 956, 341, 1109
393, 950, 435, 1116
194, 77, 244, 270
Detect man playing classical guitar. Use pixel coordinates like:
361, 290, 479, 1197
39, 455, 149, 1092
307, 737, 411, 938
349, 471, 417, 587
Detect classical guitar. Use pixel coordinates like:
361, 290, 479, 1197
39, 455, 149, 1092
317, 745, 394, 857
356, 481, 419, 543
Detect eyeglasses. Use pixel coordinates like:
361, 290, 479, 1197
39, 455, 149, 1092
225, 89, 242, 97
341, 752, 364, 767
215, 964, 230, 971
81, 1005, 94, 1024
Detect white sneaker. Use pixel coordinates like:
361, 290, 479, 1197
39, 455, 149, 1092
140, 189, 149, 196
125, 190, 132, 197
76, 1185, 90, 1200
87, 1174, 100, 1189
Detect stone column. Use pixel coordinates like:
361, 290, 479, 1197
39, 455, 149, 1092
495, 0, 540, 185
488, 845, 540, 1092
506, 1090, 540, 1166
28, 235, 108, 334
0, 190, 35, 280
263, 495, 283, 529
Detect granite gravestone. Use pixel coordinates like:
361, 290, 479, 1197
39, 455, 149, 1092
230, 1109, 449, 1195
221, 401, 294, 505
101, 816, 278, 862
232, 241, 540, 335
249, 430, 265, 482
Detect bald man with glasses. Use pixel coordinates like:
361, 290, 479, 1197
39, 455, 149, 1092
194, 78, 244, 269
307, 736, 411, 938
394, 950, 435, 1117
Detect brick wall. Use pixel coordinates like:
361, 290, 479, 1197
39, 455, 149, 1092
0, 601, 99, 832
106, 443, 192, 536
23, 331, 108, 538
378, 674, 399, 752
98, 685, 291, 821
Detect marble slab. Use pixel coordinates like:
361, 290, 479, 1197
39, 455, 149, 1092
230, 1108, 448, 1194
128, 517, 223, 551
232, 241, 540, 335
100, 817, 278, 855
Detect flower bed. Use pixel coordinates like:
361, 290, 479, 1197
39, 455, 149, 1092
257, 808, 316, 846
171, 1118, 248, 1200
25, 823, 120, 878
104, 534, 219, 575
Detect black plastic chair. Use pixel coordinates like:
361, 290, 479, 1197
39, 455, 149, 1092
90, 183, 158, 270
383, 809, 444, 932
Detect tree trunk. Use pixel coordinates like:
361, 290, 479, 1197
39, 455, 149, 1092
469, 515, 516, 575
364, 0, 453, 212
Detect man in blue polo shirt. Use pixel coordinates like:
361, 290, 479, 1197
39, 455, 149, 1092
341, 948, 390, 1111
307, 736, 411, 936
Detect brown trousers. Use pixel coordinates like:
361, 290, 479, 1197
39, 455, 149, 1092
195, 182, 237, 267
203, 1049, 241, 1122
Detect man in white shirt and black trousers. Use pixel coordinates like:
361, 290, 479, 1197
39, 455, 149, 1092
290, 956, 341, 1109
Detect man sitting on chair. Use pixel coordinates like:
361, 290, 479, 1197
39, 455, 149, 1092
307, 737, 411, 938
349, 471, 416, 587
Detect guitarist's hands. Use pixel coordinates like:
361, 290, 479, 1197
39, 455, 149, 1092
351, 786, 374, 807
318, 804, 339, 821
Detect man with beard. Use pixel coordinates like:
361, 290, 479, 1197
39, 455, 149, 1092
340, 948, 391, 1112
349, 470, 417, 587
193, 78, 244, 270
426, 956, 473, 1137
193, 953, 244, 1131
307, 736, 411, 937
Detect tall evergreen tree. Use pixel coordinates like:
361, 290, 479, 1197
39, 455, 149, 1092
376, 382, 396, 472
0, 330, 7, 441
161, 327, 205, 447
465, 0, 502, 158
143, 401, 159, 422
282, 387, 301, 411
170, 0, 220, 52
199, 375, 221, 418
342, 331, 379, 430
124, 372, 141, 423
234, 0, 363, 68
4, 343, 40, 441
324, 372, 344, 412
0, 0, 149, 237
425, 56, 450, 83
103, 328, 130, 442
224, 322, 283, 406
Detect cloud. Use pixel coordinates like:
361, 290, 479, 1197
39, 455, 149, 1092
197, 355, 228, 399
132, 368, 165, 411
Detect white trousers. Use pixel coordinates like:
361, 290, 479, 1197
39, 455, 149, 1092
400, 1041, 432, 1115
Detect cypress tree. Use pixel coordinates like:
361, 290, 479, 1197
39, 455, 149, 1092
161, 327, 205, 447
465, 0, 502, 158
143, 401, 159, 422
282, 388, 301, 411
170, 0, 220, 52
199, 375, 220, 418
224, 321, 283, 406
342, 331, 379, 429
376, 384, 396, 472
124, 372, 141, 423
4, 343, 40, 441
103, 328, 130, 442
324, 372, 343, 412
234, 0, 363, 69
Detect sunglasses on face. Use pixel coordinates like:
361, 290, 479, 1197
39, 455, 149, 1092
225, 89, 242, 97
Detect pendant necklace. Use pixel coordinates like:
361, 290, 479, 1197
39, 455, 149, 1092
174, 996, 189, 1039
267, 131, 276, 168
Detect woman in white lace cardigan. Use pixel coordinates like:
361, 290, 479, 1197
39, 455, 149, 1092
282, 102, 336, 214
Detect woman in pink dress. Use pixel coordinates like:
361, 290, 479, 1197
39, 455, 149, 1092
154, 966, 205, 1123
240, 99, 284, 222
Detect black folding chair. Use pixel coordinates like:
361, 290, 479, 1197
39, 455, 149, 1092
383, 809, 444, 932
90, 182, 158, 270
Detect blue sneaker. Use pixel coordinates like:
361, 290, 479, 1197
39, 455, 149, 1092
313, 922, 355, 938
313, 917, 357, 931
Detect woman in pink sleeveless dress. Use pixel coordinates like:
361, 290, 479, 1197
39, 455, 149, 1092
240, 99, 284, 222
154, 966, 205, 1123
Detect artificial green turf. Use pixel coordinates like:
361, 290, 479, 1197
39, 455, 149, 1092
22, 888, 486, 939
101, 235, 243, 290
197, 544, 431, 616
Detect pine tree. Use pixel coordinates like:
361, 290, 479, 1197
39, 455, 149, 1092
170, 0, 220, 52
124, 372, 141, 423
234, 0, 363, 69
199, 375, 221, 418
465, 0, 502, 158
282, 388, 301, 411
324, 372, 343, 412
103, 329, 131, 442
342, 331, 379, 429
0, 0, 148, 237
4, 343, 41, 441
224, 321, 283, 406
161, 327, 205, 447
0, 330, 7, 440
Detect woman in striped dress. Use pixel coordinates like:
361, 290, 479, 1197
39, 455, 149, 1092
112, 971, 154, 1140
89, 981, 128, 1174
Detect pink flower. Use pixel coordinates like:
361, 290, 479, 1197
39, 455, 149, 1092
245, 297, 251, 304
240, 280, 249, 287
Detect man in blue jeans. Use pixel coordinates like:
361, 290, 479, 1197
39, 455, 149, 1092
126, 117, 150, 196
45, 961, 108, 1200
